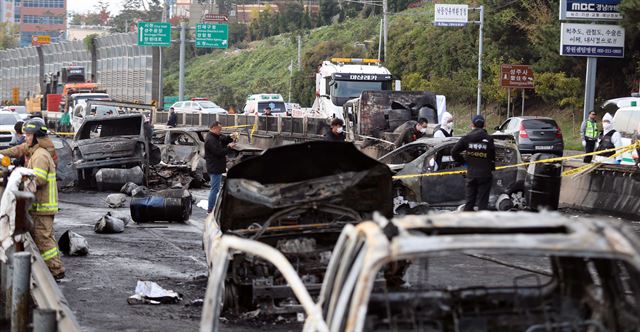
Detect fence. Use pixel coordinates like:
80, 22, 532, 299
0, 33, 157, 105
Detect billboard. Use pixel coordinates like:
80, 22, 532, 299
560, 23, 624, 58
559, 0, 622, 20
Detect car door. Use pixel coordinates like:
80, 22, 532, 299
495, 119, 511, 134
200, 235, 329, 332
163, 132, 200, 169
420, 144, 466, 206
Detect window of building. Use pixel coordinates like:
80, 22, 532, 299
23, 15, 64, 24
22, 0, 64, 8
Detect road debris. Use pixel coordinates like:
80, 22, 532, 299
105, 193, 128, 208
196, 200, 208, 211
127, 280, 182, 305
131, 186, 149, 197
120, 182, 139, 195
94, 212, 130, 234
58, 230, 89, 256
130, 189, 192, 223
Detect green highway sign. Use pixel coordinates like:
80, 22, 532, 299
195, 23, 228, 49
137, 22, 171, 47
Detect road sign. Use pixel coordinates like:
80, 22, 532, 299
11, 88, 19, 105
560, 23, 624, 58
137, 22, 171, 47
434, 4, 468, 27
31, 35, 51, 46
500, 65, 535, 89
203, 14, 228, 23
559, 0, 622, 21
195, 23, 228, 49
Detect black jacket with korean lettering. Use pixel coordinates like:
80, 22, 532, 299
451, 128, 496, 178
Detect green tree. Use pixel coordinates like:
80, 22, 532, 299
0, 22, 18, 50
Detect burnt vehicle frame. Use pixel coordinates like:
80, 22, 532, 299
151, 127, 261, 180
379, 137, 526, 211
72, 114, 157, 188
202, 141, 393, 316
202, 211, 640, 332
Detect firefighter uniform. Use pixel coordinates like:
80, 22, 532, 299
0, 121, 64, 278
451, 115, 496, 211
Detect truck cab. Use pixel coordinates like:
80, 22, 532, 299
313, 58, 393, 119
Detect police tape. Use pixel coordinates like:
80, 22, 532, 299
392, 142, 639, 180
223, 124, 253, 129
52, 131, 75, 137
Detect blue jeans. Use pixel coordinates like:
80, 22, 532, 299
208, 173, 222, 213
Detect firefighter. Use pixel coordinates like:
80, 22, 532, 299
451, 115, 496, 211
0, 120, 64, 279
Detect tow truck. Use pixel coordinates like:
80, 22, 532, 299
311, 58, 394, 119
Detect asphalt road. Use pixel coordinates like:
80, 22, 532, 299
52, 189, 636, 332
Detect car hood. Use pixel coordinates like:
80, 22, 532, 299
218, 141, 393, 232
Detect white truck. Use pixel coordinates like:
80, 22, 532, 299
312, 58, 394, 119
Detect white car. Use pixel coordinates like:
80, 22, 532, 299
2, 106, 29, 121
171, 100, 227, 114
0, 111, 22, 148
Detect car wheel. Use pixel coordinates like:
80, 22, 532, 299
510, 190, 526, 209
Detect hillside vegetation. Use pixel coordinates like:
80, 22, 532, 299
165, 0, 640, 133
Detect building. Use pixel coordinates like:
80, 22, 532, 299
67, 25, 110, 42
233, 4, 279, 24
1, 0, 67, 47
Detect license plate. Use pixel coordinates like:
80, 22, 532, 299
535, 146, 553, 150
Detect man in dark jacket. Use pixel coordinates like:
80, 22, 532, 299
451, 115, 495, 211
394, 118, 429, 147
167, 107, 177, 127
324, 118, 346, 142
204, 121, 235, 213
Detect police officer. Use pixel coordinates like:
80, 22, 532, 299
451, 115, 496, 211
0, 120, 64, 279
324, 118, 346, 142
581, 110, 599, 163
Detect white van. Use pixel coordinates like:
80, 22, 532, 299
243, 94, 288, 116
611, 101, 640, 165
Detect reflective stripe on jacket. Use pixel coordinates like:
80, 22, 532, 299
585, 120, 598, 139
28, 145, 58, 215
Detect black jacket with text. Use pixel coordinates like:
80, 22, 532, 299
451, 128, 496, 178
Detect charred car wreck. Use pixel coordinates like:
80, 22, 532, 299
72, 114, 160, 189
202, 212, 640, 332
379, 137, 526, 212
203, 141, 392, 316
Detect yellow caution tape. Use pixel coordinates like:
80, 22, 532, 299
52, 131, 75, 136
249, 121, 257, 144
223, 124, 253, 129
393, 142, 639, 180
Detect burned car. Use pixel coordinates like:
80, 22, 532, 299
151, 127, 261, 181
72, 114, 160, 189
379, 137, 526, 212
202, 141, 392, 315
202, 211, 640, 332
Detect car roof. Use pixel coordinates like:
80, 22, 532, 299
156, 126, 209, 133
508, 116, 555, 120
357, 212, 640, 267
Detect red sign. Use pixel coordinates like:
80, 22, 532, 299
500, 64, 534, 89
203, 14, 228, 22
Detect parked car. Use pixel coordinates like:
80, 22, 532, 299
0, 111, 22, 148
202, 212, 640, 332
378, 137, 526, 212
171, 100, 227, 114
493, 116, 564, 156
202, 141, 393, 316
2, 106, 29, 120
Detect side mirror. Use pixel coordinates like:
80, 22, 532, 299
196, 107, 202, 111
494, 126, 500, 130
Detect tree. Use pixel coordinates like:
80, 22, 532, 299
95, 0, 111, 26
0, 22, 18, 50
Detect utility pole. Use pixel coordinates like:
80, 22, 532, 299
378, 18, 383, 61
382, 0, 388, 61
475, 5, 484, 116
158, 0, 169, 109
583, 57, 597, 122
178, 22, 186, 101
297, 35, 302, 71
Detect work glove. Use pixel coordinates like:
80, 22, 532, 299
581, 140, 586, 147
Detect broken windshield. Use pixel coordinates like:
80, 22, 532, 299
77, 116, 142, 140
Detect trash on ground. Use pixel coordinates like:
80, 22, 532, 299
128, 280, 182, 305
58, 230, 89, 256
187, 299, 203, 307
196, 200, 208, 211
94, 212, 130, 234
105, 193, 128, 208
120, 182, 139, 196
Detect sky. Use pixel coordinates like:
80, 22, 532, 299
67, 0, 124, 15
